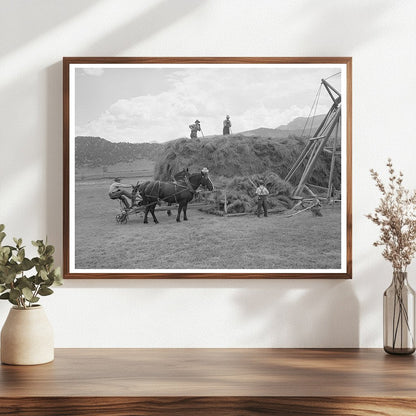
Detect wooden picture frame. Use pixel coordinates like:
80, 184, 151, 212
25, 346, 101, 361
63, 57, 352, 279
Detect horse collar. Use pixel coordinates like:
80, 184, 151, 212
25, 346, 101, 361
184, 175, 195, 193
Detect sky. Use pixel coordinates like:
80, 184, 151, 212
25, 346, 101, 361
74, 65, 342, 143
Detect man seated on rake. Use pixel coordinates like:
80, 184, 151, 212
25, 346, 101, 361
108, 177, 138, 210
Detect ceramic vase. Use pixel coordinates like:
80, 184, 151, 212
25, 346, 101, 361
1, 305, 54, 365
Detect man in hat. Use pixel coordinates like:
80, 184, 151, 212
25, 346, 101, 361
108, 177, 134, 209
255, 180, 269, 217
189, 120, 201, 139
223, 115, 232, 135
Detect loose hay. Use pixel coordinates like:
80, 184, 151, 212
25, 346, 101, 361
154, 135, 340, 189
153, 134, 340, 215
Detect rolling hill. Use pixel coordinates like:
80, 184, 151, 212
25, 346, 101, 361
240, 114, 326, 138
75, 136, 164, 168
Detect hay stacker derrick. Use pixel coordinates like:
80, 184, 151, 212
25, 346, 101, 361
285, 77, 342, 206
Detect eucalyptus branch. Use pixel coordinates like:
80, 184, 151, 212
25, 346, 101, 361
0, 225, 62, 309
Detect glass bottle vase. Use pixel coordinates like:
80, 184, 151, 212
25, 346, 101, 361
383, 271, 416, 355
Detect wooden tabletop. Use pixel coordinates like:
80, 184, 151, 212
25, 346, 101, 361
1, 348, 416, 415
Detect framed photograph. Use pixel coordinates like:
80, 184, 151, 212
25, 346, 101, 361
63, 57, 352, 279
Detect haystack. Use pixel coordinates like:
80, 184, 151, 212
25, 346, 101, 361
153, 134, 340, 214
221, 172, 294, 214
154, 135, 340, 189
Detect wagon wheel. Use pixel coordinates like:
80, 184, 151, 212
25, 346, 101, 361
116, 213, 128, 224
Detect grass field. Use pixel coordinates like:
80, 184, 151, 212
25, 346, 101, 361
74, 180, 342, 270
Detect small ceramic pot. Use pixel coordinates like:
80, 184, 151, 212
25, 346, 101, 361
1, 305, 54, 365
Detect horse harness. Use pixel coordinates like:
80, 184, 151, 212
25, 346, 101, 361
144, 178, 195, 205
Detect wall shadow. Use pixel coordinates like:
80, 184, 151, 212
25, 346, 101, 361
291, 0, 393, 51
232, 279, 359, 347
83, 0, 206, 55
0, 0, 102, 56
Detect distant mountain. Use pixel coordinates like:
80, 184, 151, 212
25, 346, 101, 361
240, 114, 326, 138
276, 114, 326, 132
75, 136, 164, 168
238, 127, 290, 139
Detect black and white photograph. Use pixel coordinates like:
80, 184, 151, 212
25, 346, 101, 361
64, 58, 351, 278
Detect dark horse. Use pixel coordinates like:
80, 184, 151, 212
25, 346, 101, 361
140, 170, 214, 224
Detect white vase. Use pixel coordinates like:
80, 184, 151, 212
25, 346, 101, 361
1, 305, 54, 365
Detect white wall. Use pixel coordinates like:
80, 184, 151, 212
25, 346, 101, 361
1, 0, 415, 347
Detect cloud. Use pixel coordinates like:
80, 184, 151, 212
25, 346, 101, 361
82, 68, 104, 77
75, 67, 340, 142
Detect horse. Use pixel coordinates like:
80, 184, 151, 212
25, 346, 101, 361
140, 170, 214, 224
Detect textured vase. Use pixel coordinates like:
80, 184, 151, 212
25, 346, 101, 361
383, 271, 416, 355
1, 305, 54, 365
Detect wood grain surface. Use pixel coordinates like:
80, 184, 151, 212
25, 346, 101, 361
1, 348, 415, 415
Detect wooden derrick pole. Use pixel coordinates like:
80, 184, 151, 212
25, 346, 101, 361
293, 107, 341, 197
284, 104, 337, 184
284, 104, 335, 183
327, 118, 340, 201
224, 190, 228, 215
285, 77, 342, 200
285, 141, 314, 183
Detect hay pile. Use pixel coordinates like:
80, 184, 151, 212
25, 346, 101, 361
198, 172, 294, 214
154, 134, 340, 214
154, 134, 340, 190
210, 172, 294, 214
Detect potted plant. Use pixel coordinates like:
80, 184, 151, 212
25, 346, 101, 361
0, 224, 62, 365
367, 159, 416, 354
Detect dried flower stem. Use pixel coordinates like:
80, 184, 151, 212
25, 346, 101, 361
366, 159, 416, 272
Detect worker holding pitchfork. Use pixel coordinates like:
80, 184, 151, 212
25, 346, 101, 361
189, 120, 202, 138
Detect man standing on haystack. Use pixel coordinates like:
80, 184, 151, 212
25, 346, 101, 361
255, 180, 269, 218
223, 115, 232, 135
189, 120, 201, 139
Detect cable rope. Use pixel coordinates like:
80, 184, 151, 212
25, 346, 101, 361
307, 85, 322, 139
324, 71, 341, 81
299, 84, 322, 139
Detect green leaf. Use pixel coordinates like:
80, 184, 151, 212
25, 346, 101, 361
42, 256, 54, 266
38, 287, 53, 296
45, 245, 55, 256
0, 246, 10, 255
22, 287, 34, 301
0, 285, 6, 294
13, 237, 22, 248
17, 276, 35, 290
17, 248, 25, 263
34, 274, 43, 285
8, 297, 18, 306
0, 232, 5, 244
0, 292, 9, 299
20, 258, 34, 271
2, 271, 17, 285
9, 288, 21, 301
0, 248, 11, 266
52, 267, 63, 285
0, 224, 5, 232
39, 269, 48, 281
32, 240, 43, 247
